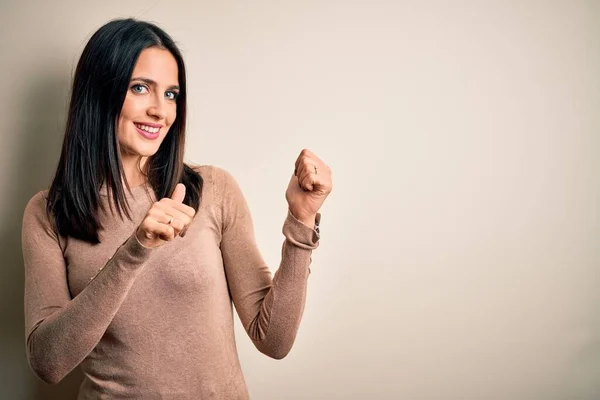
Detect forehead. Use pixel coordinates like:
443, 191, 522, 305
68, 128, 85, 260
132, 47, 179, 85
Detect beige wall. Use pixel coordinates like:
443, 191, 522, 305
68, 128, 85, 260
1, 0, 599, 398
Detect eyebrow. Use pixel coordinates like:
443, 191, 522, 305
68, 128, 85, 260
131, 77, 180, 91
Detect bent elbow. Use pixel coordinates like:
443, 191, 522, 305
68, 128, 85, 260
29, 358, 64, 385
247, 315, 299, 360
256, 340, 293, 360
27, 338, 65, 384
269, 349, 290, 360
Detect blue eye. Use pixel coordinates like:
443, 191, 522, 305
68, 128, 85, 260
131, 84, 148, 94
165, 91, 179, 101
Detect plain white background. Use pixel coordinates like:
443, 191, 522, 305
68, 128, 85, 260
1, 1, 599, 399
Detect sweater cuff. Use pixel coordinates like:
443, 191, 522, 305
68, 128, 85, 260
282, 210, 321, 250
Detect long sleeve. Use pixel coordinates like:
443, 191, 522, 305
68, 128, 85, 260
217, 168, 320, 359
22, 191, 155, 384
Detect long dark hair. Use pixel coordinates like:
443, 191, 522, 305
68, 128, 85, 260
47, 18, 203, 243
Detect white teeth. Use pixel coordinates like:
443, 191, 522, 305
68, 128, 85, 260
135, 123, 160, 133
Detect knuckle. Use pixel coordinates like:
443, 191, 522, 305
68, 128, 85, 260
151, 206, 163, 216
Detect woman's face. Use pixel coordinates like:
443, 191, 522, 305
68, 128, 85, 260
117, 46, 180, 162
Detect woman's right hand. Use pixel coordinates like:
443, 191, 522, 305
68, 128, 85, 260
135, 183, 196, 248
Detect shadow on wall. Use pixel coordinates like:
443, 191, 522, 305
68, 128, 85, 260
1, 70, 83, 399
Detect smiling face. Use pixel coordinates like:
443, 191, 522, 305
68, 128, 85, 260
117, 46, 180, 167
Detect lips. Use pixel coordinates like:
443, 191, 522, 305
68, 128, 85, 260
134, 122, 161, 140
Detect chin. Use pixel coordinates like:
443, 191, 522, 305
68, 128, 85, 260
123, 141, 163, 159
137, 144, 163, 157
120, 128, 169, 158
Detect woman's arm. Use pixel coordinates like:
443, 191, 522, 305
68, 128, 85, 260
22, 191, 155, 384
217, 168, 320, 359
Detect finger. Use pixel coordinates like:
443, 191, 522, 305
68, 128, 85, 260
298, 160, 319, 188
296, 155, 316, 176
295, 159, 306, 179
164, 214, 186, 235
294, 149, 310, 175
153, 202, 194, 238
299, 168, 316, 191
170, 183, 186, 203
295, 149, 320, 174
179, 222, 192, 237
148, 208, 186, 238
143, 218, 176, 241
154, 202, 193, 226
158, 226, 176, 241
295, 162, 307, 190
294, 157, 304, 176
159, 198, 196, 218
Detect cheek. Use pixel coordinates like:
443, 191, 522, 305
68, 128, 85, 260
167, 105, 177, 127
117, 96, 139, 139
120, 94, 141, 121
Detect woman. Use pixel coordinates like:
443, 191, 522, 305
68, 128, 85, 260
21, 18, 332, 399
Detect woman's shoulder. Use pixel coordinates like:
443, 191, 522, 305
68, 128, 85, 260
24, 190, 50, 217
186, 164, 245, 211
22, 189, 56, 235
187, 163, 238, 188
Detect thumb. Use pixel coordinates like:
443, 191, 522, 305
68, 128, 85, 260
170, 183, 186, 203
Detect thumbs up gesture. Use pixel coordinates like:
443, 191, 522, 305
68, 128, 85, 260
135, 183, 197, 248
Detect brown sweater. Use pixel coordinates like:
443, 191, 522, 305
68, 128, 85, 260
22, 165, 320, 399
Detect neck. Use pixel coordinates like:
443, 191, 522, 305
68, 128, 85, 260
121, 154, 148, 188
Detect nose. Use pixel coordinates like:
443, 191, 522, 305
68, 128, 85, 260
146, 94, 166, 120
